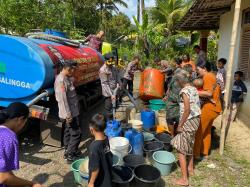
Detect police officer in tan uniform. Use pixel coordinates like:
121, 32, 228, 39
99, 53, 121, 119
54, 60, 81, 163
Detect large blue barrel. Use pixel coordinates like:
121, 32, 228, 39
124, 129, 133, 145
141, 110, 156, 129
125, 129, 144, 155
133, 131, 144, 155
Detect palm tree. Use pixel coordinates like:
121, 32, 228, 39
96, 0, 128, 26
150, 0, 191, 35
97, 0, 128, 15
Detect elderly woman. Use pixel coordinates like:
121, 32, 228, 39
171, 71, 201, 186
164, 69, 187, 136
194, 63, 222, 159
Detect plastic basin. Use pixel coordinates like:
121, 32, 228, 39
155, 133, 172, 151
153, 151, 175, 176
149, 99, 166, 111
143, 131, 155, 142
143, 141, 164, 159
112, 166, 134, 187
134, 164, 161, 187
123, 154, 145, 168
71, 158, 88, 184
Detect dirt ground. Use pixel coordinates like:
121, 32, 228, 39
15, 103, 250, 187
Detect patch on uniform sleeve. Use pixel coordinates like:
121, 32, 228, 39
60, 82, 65, 92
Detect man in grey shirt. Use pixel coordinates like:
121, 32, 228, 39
54, 60, 81, 163
99, 53, 121, 118
123, 55, 142, 96
194, 45, 206, 67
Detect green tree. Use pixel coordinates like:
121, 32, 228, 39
0, 0, 102, 36
150, 0, 190, 35
96, 0, 128, 27
103, 13, 131, 42
0, 0, 72, 35
70, 0, 100, 35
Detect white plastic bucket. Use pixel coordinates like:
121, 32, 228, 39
129, 120, 143, 132
110, 137, 130, 165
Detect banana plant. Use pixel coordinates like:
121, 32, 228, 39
132, 13, 158, 58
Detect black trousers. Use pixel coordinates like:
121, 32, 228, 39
62, 117, 81, 156
104, 97, 113, 120
123, 78, 133, 96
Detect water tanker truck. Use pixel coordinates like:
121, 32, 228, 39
0, 32, 105, 146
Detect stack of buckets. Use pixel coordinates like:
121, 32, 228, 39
71, 100, 175, 186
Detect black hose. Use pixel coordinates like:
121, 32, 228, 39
26, 33, 80, 48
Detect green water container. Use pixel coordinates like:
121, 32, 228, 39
149, 99, 166, 111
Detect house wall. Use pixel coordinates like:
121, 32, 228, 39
218, 0, 250, 127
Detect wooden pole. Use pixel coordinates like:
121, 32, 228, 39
219, 0, 242, 155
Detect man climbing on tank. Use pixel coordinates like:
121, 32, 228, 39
99, 53, 121, 119
84, 31, 105, 53
54, 60, 82, 164
123, 55, 142, 96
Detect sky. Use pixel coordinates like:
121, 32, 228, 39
117, 0, 156, 23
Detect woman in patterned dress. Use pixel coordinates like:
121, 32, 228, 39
171, 72, 201, 186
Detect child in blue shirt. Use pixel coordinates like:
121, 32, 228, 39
229, 71, 247, 122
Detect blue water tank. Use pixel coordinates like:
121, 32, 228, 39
141, 110, 156, 129
125, 129, 144, 155
0, 35, 54, 106
124, 129, 133, 143
132, 131, 144, 155
0, 34, 104, 107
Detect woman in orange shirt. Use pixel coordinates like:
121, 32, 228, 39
181, 54, 196, 72
194, 63, 222, 159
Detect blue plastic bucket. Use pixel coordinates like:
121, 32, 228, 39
141, 110, 155, 129
152, 151, 175, 176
